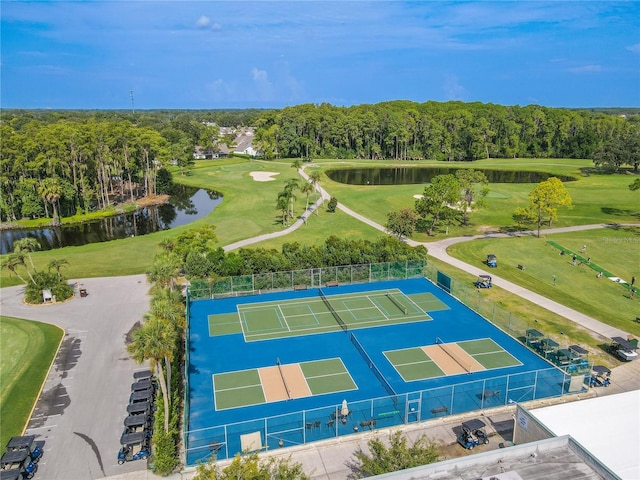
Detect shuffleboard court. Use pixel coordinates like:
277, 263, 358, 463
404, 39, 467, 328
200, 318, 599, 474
386, 338, 522, 382
212, 358, 357, 410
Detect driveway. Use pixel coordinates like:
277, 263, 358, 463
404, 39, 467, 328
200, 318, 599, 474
0, 275, 151, 480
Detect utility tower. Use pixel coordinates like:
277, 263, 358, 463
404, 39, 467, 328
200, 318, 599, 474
130, 89, 135, 113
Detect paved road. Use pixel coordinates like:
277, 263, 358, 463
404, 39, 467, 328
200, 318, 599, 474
1, 172, 637, 480
0, 275, 152, 480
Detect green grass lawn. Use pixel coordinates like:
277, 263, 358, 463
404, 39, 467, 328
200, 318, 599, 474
319, 158, 640, 241
0, 316, 64, 448
447, 226, 640, 337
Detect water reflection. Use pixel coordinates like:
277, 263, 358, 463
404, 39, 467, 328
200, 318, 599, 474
0, 185, 222, 254
326, 167, 576, 185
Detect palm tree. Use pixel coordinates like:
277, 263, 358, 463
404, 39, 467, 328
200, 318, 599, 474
127, 318, 176, 433
48, 258, 69, 280
148, 287, 185, 398
300, 181, 314, 212
308, 170, 322, 215
276, 191, 290, 225
284, 178, 299, 220
2, 254, 30, 284
38, 177, 63, 226
291, 159, 302, 178
13, 238, 41, 272
146, 253, 181, 289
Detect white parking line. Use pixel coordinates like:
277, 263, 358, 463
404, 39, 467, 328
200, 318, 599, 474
26, 424, 58, 429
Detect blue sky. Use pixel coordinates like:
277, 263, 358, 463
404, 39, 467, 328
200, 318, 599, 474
2, 1, 639, 109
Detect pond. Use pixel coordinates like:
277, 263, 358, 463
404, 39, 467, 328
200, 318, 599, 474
0, 185, 222, 254
326, 167, 576, 185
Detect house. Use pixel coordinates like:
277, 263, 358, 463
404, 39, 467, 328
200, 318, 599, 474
193, 126, 260, 159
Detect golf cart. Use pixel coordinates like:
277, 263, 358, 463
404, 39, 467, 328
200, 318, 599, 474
475, 275, 492, 289
589, 365, 611, 387
457, 424, 479, 450
117, 432, 150, 465
607, 337, 638, 362
0, 450, 37, 479
133, 369, 153, 381
127, 400, 153, 416
457, 419, 489, 450
131, 378, 155, 393
0, 469, 22, 480
129, 389, 154, 405
463, 418, 490, 445
5, 436, 43, 463
486, 254, 497, 268
123, 414, 153, 435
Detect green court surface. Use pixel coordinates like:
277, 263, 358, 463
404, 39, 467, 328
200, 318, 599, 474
386, 338, 522, 382
406, 292, 449, 312
208, 289, 437, 341
212, 358, 356, 410
458, 338, 522, 370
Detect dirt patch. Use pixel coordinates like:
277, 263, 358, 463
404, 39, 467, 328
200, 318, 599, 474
134, 194, 170, 207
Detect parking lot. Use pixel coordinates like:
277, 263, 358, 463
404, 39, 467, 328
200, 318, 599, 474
0, 275, 151, 479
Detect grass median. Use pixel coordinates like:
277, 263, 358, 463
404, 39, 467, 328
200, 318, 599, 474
0, 316, 64, 448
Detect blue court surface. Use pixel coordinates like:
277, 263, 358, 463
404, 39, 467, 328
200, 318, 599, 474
185, 278, 566, 464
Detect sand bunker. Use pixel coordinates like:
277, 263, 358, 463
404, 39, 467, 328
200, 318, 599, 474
413, 194, 423, 199
250, 171, 280, 182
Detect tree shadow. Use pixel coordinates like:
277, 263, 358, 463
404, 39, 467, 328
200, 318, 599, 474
601, 207, 640, 219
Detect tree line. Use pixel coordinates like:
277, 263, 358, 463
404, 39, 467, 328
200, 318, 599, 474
253, 101, 639, 162
2, 102, 638, 224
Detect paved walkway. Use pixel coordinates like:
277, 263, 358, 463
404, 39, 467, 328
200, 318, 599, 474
2, 173, 638, 480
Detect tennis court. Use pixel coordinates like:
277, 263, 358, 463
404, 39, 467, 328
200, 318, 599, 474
186, 277, 570, 465
208, 288, 441, 341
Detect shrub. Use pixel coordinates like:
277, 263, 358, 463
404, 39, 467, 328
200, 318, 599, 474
24, 271, 74, 304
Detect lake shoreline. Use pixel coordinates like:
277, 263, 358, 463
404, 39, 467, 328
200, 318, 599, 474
0, 195, 170, 232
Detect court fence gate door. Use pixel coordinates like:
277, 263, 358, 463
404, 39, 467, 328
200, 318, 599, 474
406, 393, 421, 423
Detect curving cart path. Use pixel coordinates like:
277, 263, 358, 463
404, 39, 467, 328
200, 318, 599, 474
225, 168, 635, 340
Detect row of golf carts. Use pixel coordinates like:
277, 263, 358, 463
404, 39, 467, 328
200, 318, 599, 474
0, 436, 43, 480
118, 370, 157, 465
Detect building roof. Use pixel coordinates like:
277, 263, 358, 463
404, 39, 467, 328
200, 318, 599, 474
530, 390, 640, 479
370, 436, 613, 479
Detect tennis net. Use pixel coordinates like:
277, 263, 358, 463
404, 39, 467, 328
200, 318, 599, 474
386, 292, 408, 315
276, 357, 292, 399
318, 289, 347, 332
435, 337, 471, 373
350, 333, 397, 406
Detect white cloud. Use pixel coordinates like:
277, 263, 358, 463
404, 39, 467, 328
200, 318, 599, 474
626, 43, 640, 54
251, 68, 268, 82
196, 16, 210, 28
443, 74, 465, 100
567, 64, 602, 73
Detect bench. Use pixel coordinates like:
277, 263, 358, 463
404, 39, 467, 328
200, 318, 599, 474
431, 406, 448, 415
360, 419, 377, 429
517, 264, 525, 270
325, 280, 339, 287
293, 285, 308, 291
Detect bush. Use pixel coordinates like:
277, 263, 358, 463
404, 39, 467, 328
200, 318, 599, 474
24, 271, 74, 304
193, 452, 310, 480
327, 197, 338, 213
347, 430, 439, 478
150, 428, 178, 476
